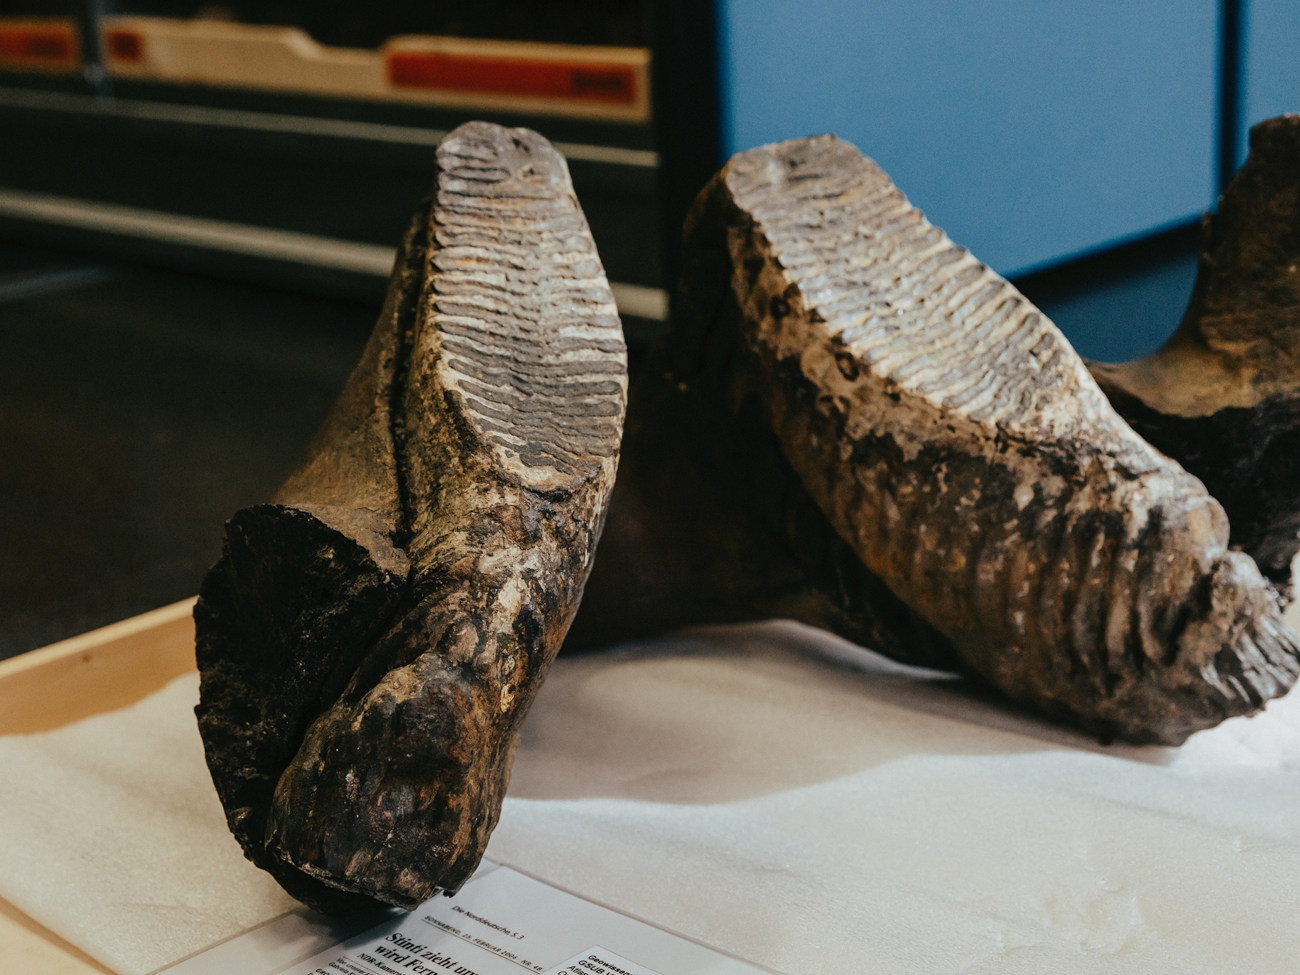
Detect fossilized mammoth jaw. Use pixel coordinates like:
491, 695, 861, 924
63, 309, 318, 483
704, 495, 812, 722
195, 121, 627, 913
574, 131, 1300, 747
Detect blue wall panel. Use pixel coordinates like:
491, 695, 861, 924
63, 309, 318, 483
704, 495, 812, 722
1240, 0, 1300, 167
717, 0, 1219, 276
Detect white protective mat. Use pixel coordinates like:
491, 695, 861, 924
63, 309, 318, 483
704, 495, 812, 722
3, 616, 1300, 975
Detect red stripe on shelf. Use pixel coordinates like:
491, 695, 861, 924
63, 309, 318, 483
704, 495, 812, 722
387, 51, 638, 105
0, 24, 76, 65
105, 28, 144, 64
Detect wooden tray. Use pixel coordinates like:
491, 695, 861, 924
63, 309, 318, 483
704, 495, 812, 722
0, 599, 198, 975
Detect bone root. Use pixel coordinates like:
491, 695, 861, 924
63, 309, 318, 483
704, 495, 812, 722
1090, 114, 1300, 585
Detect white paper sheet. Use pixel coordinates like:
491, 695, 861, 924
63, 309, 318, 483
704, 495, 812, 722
3, 611, 1300, 975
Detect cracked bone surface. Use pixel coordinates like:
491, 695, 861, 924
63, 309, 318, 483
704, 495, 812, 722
1089, 114, 1300, 585
194, 121, 627, 912
574, 134, 1300, 746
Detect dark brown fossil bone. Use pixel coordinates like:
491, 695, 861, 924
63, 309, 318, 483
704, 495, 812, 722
1089, 114, 1300, 585
194, 121, 627, 913
573, 134, 1300, 746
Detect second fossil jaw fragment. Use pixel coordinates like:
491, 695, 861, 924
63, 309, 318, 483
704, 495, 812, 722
575, 133, 1300, 747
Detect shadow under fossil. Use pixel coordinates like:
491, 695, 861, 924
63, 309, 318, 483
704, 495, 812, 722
509, 621, 1222, 809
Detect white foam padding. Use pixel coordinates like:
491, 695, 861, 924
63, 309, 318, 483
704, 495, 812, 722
0, 672, 299, 974
4, 616, 1300, 974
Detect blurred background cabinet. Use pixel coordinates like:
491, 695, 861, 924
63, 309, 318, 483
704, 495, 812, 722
0, 0, 667, 333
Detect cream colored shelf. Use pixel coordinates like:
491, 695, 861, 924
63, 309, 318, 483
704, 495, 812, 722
100, 16, 650, 122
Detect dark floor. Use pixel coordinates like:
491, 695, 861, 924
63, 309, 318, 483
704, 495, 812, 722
0, 242, 374, 657
0, 227, 1203, 660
